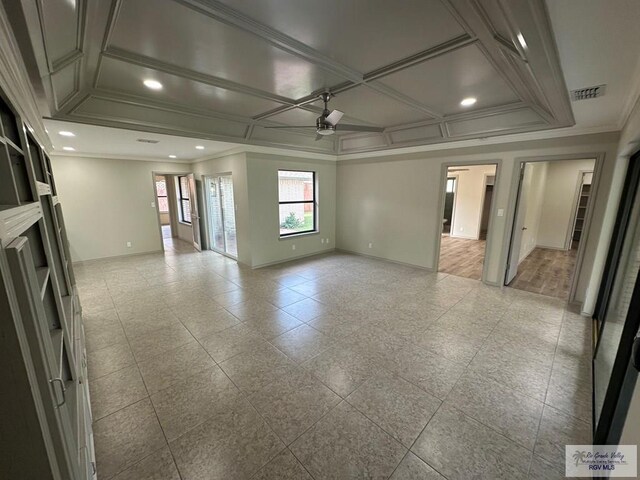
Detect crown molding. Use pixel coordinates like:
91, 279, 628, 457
48, 151, 194, 163
337, 124, 620, 161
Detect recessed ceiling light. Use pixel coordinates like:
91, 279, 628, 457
195, 145, 205, 150
169, 155, 177, 159
460, 97, 477, 107
143, 79, 163, 90
62, 146, 75, 151
59, 130, 75, 137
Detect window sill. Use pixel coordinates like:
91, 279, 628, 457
279, 231, 319, 240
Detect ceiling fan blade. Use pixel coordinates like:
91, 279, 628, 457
337, 124, 384, 132
315, 133, 324, 141
263, 125, 315, 129
325, 109, 344, 126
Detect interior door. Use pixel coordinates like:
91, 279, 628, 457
187, 173, 201, 251
505, 164, 527, 284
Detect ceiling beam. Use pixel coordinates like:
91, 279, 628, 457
364, 34, 476, 82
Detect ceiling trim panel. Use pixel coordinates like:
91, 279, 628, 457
175, 0, 364, 83
100, 46, 297, 106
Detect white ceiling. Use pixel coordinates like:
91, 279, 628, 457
10, 0, 580, 157
44, 119, 241, 162
546, 0, 640, 130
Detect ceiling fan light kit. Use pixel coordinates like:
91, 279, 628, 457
265, 91, 384, 140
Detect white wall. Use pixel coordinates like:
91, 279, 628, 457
518, 162, 548, 262
450, 164, 497, 239
245, 153, 336, 268
336, 132, 620, 309
51, 156, 191, 262
537, 159, 596, 249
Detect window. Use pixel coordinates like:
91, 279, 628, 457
178, 175, 191, 223
155, 176, 169, 213
278, 170, 316, 236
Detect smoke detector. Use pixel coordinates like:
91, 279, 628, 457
136, 138, 159, 144
570, 84, 606, 101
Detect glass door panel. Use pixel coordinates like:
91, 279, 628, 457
219, 175, 237, 257
206, 177, 225, 252
205, 175, 237, 258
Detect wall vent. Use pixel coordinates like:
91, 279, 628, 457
136, 138, 159, 144
570, 84, 606, 101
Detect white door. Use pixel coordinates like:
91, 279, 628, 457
187, 173, 202, 251
505, 164, 527, 284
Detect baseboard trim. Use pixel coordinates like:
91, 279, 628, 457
334, 248, 435, 272
535, 244, 569, 251
251, 248, 336, 269
72, 249, 164, 266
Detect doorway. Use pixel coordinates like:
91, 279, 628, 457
155, 175, 172, 242
204, 174, 237, 258
152, 172, 202, 253
437, 164, 497, 280
504, 158, 596, 299
442, 176, 457, 235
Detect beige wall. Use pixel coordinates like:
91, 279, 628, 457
537, 159, 595, 249
450, 164, 497, 240
245, 153, 336, 268
336, 132, 620, 311
51, 156, 191, 262
519, 162, 548, 262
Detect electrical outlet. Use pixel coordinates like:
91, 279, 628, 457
368, 242, 373, 249
292, 244, 296, 251
151, 201, 155, 208
497, 208, 505, 217
326, 238, 330, 243
126, 241, 132, 248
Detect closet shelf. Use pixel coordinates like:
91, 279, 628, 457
0, 202, 42, 242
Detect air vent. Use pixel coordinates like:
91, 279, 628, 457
136, 138, 159, 144
570, 84, 606, 101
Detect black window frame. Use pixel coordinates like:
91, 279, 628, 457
278, 169, 317, 237
178, 175, 191, 224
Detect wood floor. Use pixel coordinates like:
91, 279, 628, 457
509, 247, 577, 299
438, 235, 486, 280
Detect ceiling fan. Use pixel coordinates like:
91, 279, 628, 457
264, 92, 384, 140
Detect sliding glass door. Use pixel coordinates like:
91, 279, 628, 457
205, 175, 237, 258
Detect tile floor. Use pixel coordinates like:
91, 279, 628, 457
78, 245, 592, 480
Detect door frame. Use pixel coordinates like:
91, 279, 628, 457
434, 159, 502, 283
151, 170, 192, 252
501, 153, 604, 304
477, 173, 494, 240
443, 174, 459, 235
202, 172, 237, 260
565, 169, 594, 251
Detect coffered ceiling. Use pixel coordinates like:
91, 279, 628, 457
11, 0, 575, 155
